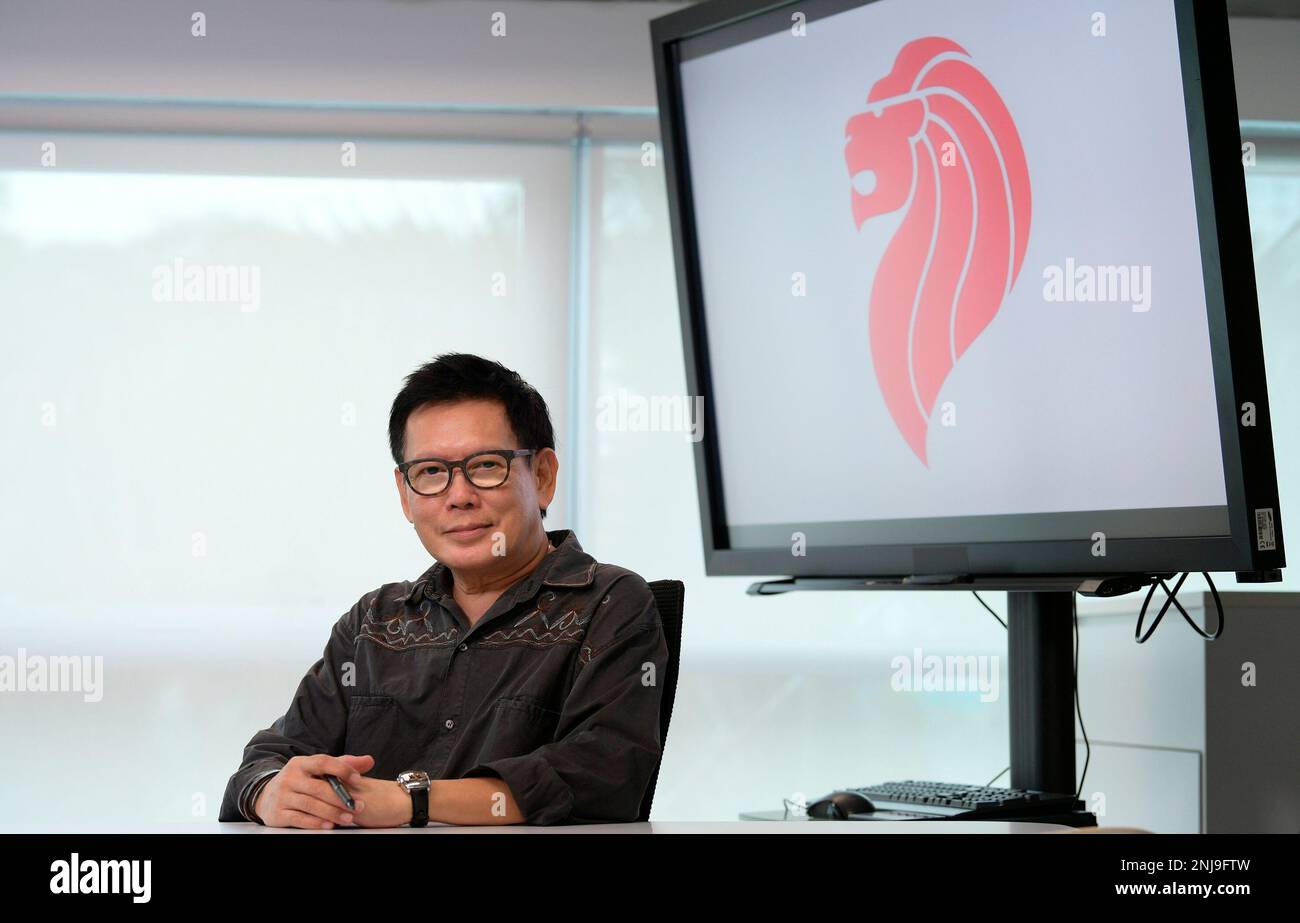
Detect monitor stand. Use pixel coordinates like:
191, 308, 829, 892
1007, 590, 1078, 796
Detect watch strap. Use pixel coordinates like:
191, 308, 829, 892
409, 785, 429, 827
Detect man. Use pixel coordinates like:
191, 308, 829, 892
217, 353, 669, 827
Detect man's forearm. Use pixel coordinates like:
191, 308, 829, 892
417, 777, 525, 825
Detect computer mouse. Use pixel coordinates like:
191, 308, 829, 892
806, 790, 876, 819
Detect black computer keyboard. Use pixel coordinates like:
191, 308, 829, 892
847, 780, 1084, 819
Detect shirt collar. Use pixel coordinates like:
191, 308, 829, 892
403, 527, 596, 607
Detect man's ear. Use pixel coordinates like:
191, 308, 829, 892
534, 448, 559, 510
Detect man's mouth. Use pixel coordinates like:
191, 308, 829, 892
445, 524, 491, 537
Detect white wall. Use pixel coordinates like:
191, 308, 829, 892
0, 0, 688, 109
1229, 17, 1300, 122
0, 3, 1294, 119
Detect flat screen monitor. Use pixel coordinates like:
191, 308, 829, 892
650, 0, 1285, 585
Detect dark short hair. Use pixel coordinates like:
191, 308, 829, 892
389, 353, 556, 519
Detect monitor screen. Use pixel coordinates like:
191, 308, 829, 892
653, 0, 1285, 580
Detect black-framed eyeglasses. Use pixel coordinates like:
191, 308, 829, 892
398, 449, 534, 497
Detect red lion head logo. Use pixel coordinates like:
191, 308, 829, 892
845, 37, 1032, 466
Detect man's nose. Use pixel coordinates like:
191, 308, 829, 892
445, 467, 479, 504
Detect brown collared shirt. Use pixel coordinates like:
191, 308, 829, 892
217, 528, 668, 826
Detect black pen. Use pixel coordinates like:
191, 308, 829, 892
324, 773, 356, 811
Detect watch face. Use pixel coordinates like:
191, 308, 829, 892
398, 770, 430, 790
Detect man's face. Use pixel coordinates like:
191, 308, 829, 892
395, 398, 558, 575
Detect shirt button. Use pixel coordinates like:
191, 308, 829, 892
444, 718, 455, 730
458, 643, 467, 651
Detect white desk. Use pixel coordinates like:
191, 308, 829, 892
2, 821, 1070, 834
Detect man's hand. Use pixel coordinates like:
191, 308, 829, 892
253, 754, 374, 829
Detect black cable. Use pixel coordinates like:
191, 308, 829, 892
971, 590, 1007, 629
1073, 591, 1089, 801
1135, 572, 1225, 643
975, 591, 1009, 789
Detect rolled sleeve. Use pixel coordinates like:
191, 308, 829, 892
460, 579, 669, 825
217, 592, 369, 822
237, 768, 282, 824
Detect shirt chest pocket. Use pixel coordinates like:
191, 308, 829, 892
476, 695, 562, 763
344, 695, 416, 777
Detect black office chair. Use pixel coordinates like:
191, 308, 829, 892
637, 579, 684, 822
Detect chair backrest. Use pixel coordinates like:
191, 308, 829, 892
638, 579, 684, 822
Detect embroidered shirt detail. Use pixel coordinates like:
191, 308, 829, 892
478, 608, 590, 649
359, 598, 461, 651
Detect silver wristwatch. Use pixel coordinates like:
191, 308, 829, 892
397, 770, 430, 827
